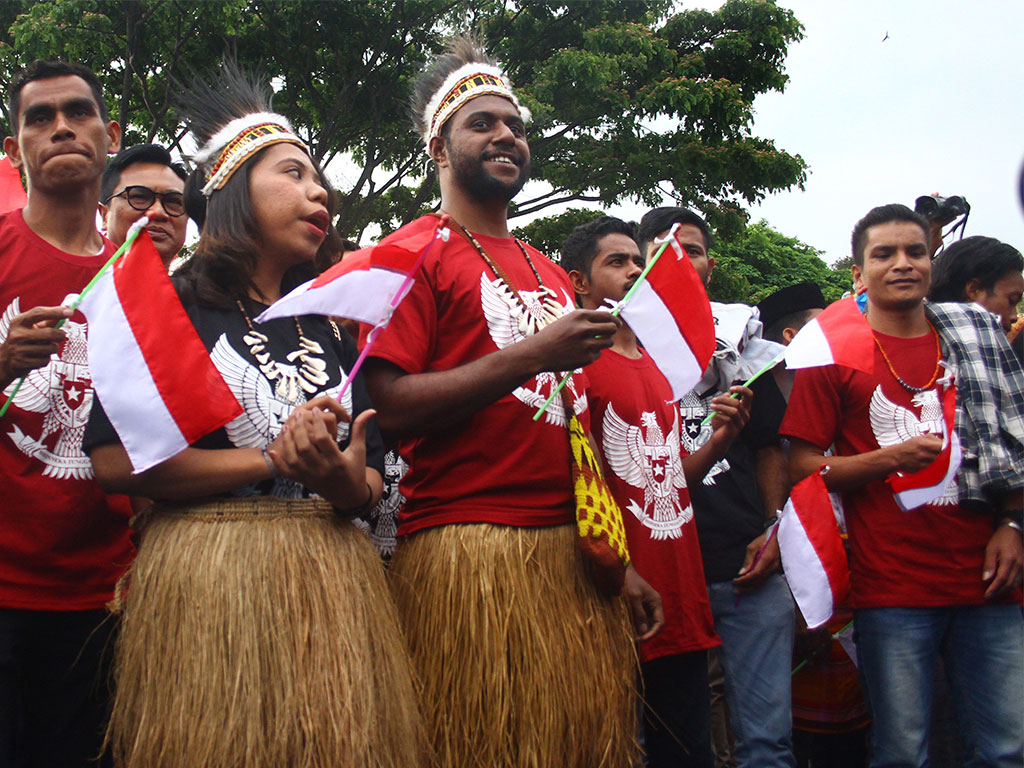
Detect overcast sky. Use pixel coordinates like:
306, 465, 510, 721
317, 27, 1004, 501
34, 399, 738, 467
607, 0, 1024, 265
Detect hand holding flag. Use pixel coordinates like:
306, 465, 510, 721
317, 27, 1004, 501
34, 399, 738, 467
532, 222, 716, 420
78, 226, 242, 473
1, 218, 150, 419
256, 215, 450, 401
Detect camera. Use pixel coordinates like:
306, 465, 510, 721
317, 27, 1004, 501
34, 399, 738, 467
914, 194, 970, 224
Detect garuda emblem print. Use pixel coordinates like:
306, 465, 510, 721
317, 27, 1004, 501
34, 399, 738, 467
480, 274, 587, 426
211, 333, 351, 499
0, 297, 95, 479
602, 402, 692, 540
869, 386, 958, 505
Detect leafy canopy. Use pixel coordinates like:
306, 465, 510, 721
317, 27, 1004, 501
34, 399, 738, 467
0, 0, 807, 242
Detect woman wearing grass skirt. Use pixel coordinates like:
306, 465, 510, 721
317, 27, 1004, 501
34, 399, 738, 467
84, 64, 424, 768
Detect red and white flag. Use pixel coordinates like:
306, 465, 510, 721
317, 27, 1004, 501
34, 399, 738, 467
615, 227, 716, 400
256, 216, 449, 326
78, 231, 242, 473
785, 296, 874, 374
888, 378, 961, 511
778, 470, 850, 629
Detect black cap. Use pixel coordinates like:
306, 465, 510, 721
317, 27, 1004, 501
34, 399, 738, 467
756, 282, 827, 330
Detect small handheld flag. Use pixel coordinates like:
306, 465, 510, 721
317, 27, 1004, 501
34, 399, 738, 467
533, 222, 715, 420
257, 215, 450, 402
78, 227, 242, 473
1, 218, 149, 419
778, 469, 850, 629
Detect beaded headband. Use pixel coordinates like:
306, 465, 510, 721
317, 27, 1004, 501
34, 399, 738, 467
421, 62, 532, 151
192, 111, 308, 197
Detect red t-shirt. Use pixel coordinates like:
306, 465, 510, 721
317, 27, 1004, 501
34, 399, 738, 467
0, 209, 133, 610
364, 217, 587, 536
780, 330, 1018, 610
586, 349, 718, 661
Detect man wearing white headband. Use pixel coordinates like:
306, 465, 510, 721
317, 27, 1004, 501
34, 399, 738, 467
363, 38, 662, 768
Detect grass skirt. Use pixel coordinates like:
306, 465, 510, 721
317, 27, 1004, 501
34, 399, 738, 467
106, 497, 425, 768
389, 522, 637, 768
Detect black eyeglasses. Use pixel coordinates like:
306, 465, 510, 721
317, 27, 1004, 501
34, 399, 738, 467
105, 185, 186, 217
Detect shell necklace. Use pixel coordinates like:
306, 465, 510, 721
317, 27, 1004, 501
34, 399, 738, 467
236, 299, 329, 403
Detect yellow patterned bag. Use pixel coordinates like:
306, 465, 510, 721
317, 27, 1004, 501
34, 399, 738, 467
567, 410, 630, 596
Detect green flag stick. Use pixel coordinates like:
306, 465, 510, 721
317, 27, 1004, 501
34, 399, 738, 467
531, 223, 682, 422
0, 218, 148, 419
698, 348, 786, 426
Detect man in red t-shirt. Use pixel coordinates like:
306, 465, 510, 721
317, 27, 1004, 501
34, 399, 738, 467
782, 204, 1023, 768
362, 39, 662, 768
562, 216, 753, 768
0, 60, 131, 767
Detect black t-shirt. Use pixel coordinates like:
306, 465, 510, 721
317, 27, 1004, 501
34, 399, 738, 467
84, 290, 384, 499
681, 374, 785, 583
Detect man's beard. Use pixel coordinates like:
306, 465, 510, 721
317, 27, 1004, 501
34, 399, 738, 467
446, 140, 531, 203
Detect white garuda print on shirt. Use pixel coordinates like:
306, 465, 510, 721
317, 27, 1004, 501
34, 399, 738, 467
602, 402, 692, 540
479, 273, 587, 426
869, 385, 958, 505
678, 389, 729, 485
210, 333, 351, 498
354, 448, 407, 559
0, 297, 95, 479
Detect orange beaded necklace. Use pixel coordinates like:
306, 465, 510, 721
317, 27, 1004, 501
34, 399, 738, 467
871, 322, 943, 393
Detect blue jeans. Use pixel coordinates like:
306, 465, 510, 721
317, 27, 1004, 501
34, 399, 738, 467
855, 604, 1024, 768
707, 573, 796, 768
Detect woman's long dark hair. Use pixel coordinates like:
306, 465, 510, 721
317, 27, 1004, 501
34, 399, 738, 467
174, 60, 341, 308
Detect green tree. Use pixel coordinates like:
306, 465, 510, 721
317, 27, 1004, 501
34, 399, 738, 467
708, 219, 851, 305
512, 207, 605, 261
0, 0, 807, 240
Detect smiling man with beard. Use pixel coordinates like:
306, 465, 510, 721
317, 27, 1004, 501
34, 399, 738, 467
0, 59, 131, 768
362, 38, 663, 768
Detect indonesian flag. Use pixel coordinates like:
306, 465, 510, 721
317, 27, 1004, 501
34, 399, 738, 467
615, 227, 716, 400
778, 470, 850, 629
785, 296, 874, 374
78, 231, 242, 473
888, 378, 962, 511
0, 155, 27, 214
256, 216, 449, 325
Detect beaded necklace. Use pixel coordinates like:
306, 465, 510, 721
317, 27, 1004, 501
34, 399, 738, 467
872, 322, 943, 393
235, 298, 329, 402
444, 215, 565, 335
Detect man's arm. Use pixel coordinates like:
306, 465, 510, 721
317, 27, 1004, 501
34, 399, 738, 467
366, 309, 619, 436
789, 434, 943, 490
681, 386, 752, 486
732, 443, 790, 591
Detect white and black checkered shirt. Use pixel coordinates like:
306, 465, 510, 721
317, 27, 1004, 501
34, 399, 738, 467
926, 302, 1024, 509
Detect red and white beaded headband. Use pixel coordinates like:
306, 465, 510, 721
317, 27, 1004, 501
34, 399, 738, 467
193, 111, 308, 197
422, 63, 532, 151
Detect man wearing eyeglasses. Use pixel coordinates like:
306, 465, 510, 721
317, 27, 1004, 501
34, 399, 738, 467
99, 143, 188, 267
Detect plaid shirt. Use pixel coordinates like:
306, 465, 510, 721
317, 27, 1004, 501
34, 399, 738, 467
926, 301, 1024, 508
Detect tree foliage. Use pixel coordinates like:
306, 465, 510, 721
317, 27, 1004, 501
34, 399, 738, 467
0, 0, 807, 241
708, 219, 851, 305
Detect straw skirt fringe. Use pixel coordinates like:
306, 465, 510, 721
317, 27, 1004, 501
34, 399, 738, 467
389, 522, 638, 768
107, 498, 425, 768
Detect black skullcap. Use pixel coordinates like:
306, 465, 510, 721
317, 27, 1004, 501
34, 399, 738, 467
756, 282, 827, 330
